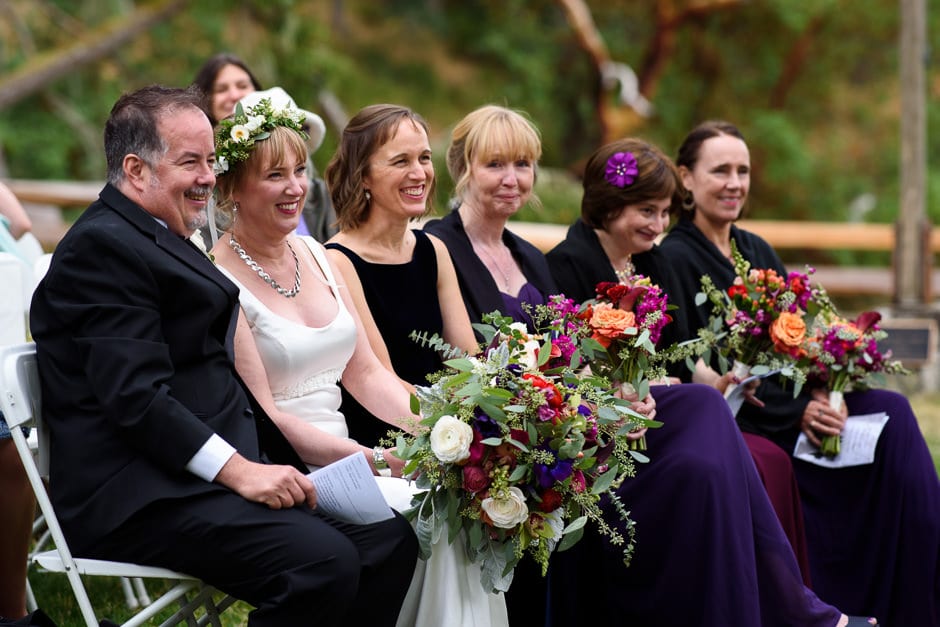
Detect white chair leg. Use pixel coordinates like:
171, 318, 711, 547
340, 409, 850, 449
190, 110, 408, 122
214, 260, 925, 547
132, 577, 152, 606
121, 576, 139, 610
25, 576, 37, 612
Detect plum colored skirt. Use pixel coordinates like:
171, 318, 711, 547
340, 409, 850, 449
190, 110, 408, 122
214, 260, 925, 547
548, 384, 842, 627
743, 431, 814, 586
771, 389, 940, 627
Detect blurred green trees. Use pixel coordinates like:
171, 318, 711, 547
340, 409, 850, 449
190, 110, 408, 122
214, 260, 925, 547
0, 0, 937, 250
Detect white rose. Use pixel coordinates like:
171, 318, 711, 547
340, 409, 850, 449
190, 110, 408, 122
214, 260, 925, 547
519, 339, 541, 370
429, 415, 473, 464
245, 115, 264, 131
481, 486, 530, 529
508, 322, 529, 336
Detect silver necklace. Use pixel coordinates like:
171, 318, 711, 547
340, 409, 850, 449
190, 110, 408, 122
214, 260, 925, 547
228, 234, 301, 298
614, 254, 634, 283
475, 242, 512, 291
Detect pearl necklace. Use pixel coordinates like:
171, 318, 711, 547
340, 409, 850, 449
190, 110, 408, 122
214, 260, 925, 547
614, 255, 634, 283
228, 234, 301, 298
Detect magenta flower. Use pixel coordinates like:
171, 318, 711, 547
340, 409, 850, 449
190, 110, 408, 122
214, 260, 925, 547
605, 151, 639, 188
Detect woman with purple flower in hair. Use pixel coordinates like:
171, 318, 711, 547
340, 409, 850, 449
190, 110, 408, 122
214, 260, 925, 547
660, 119, 940, 626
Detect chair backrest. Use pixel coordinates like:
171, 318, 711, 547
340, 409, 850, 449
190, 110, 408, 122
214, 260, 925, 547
1, 342, 51, 473
0, 254, 28, 345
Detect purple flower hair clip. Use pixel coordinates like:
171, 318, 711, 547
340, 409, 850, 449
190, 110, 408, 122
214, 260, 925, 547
605, 151, 639, 188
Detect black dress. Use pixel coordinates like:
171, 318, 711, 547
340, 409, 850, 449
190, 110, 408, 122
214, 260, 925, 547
325, 230, 444, 447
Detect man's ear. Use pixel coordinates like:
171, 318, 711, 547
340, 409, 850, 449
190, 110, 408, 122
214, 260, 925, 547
123, 154, 148, 192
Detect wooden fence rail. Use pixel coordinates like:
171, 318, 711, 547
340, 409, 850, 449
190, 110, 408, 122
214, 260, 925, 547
6, 178, 936, 298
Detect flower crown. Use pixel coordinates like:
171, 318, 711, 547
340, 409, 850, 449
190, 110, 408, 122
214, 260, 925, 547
214, 98, 308, 175
605, 151, 638, 188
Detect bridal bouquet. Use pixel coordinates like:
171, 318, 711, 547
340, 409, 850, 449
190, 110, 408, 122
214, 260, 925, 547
572, 277, 675, 450
803, 310, 908, 457
399, 306, 651, 593
696, 241, 827, 396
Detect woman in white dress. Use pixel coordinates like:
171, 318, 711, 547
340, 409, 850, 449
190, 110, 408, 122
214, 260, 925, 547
210, 98, 507, 627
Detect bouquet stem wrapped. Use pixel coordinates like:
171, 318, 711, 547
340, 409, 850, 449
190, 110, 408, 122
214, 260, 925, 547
723, 360, 753, 401
819, 388, 845, 457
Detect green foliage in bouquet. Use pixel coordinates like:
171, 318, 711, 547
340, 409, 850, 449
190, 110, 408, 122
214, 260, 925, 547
398, 302, 656, 593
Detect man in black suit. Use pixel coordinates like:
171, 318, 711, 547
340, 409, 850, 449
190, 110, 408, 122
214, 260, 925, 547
29, 85, 417, 626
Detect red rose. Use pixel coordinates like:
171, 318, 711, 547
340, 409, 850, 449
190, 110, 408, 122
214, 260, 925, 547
523, 374, 565, 408
538, 488, 563, 512
466, 429, 486, 465
462, 466, 490, 493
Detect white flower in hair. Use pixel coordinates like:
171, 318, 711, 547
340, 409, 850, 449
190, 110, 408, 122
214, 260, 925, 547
214, 97, 309, 174
230, 124, 250, 142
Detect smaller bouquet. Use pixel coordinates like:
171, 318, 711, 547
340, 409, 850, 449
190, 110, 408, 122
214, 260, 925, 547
573, 277, 675, 450
400, 307, 652, 593
803, 310, 909, 457
695, 241, 827, 399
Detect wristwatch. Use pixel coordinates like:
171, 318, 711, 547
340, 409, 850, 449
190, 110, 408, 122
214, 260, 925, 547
373, 446, 392, 477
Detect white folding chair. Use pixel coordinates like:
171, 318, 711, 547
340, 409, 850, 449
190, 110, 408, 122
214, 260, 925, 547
0, 343, 235, 627
0, 252, 27, 345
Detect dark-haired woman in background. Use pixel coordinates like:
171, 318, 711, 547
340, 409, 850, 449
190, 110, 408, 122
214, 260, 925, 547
660, 119, 940, 626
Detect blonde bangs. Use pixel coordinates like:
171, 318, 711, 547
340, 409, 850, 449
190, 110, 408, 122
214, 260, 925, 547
467, 112, 542, 166
250, 126, 308, 173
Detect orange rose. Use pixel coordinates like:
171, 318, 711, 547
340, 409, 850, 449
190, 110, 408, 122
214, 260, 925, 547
589, 303, 636, 348
770, 311, 806, 354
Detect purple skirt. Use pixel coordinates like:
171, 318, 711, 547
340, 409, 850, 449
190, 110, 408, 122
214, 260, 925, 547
548, 384, 841, 627
781, 389, 940, 626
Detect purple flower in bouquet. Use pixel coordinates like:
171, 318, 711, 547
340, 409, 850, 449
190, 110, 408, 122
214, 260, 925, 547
534, 455, 574, 489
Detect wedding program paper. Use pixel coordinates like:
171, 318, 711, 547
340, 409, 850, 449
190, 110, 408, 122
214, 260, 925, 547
307, 452, 394, 525
793, 412, 890, 468
725, 369, 780, 416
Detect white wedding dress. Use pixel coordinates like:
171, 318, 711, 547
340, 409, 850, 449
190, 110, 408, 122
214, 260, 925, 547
220, 236, 508, 627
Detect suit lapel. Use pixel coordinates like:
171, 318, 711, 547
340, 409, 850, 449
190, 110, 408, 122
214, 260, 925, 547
99, 184, 235, 296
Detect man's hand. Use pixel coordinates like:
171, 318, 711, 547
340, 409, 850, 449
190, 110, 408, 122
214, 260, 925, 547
215, 454, 316, 509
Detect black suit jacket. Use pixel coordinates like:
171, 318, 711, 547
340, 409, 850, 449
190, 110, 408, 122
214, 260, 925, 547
29, 183, 301, 552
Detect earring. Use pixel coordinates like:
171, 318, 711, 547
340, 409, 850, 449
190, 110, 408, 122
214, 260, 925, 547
233, 201, 239, 214
364, 190, 371, 202
681, 193, 695, 212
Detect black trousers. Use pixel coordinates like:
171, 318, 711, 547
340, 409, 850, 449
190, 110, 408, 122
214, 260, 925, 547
84, 490, 418, 627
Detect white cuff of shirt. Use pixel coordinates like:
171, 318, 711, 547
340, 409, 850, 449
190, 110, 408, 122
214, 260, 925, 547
185, 434, 237, 482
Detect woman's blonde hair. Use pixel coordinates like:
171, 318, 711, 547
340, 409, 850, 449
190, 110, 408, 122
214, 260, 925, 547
214, 125, 308, 227
446, 105, 542, 208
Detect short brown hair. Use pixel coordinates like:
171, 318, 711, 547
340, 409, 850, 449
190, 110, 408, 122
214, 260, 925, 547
581, 138, 681, 230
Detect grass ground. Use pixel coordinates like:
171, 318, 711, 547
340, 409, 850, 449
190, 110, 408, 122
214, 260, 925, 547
27, 392, 940, 626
